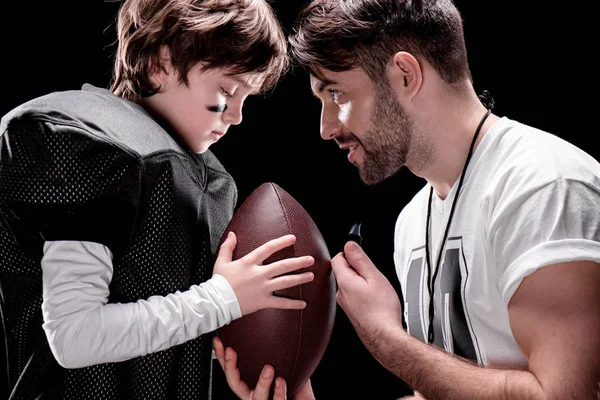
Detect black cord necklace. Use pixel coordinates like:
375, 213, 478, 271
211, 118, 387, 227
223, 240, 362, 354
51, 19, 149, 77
424, 93, 494, 344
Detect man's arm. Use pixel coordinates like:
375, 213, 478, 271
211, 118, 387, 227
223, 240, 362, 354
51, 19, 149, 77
507, 261, 600, 399
363, 317, 544, 399
334, 242, 600, 400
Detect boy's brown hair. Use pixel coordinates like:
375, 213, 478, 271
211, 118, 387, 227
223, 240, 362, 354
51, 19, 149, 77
111, 0, 288, 102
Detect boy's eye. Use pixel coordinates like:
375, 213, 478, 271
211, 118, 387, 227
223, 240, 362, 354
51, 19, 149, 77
220, 87, 234, 98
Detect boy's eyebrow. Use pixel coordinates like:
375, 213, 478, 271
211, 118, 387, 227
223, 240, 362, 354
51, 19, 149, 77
229, 75, 261, 94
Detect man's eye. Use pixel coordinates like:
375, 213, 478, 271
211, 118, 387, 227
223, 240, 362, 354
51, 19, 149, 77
328, 89, 342, 101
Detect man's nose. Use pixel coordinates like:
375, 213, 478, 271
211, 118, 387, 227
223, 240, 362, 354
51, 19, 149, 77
320, 103, 343, 140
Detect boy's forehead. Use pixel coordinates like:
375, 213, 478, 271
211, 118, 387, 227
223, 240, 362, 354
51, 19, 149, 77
227, 72, 265, 94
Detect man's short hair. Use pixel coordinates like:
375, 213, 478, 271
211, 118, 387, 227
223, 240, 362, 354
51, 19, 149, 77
289, 0, 472, 85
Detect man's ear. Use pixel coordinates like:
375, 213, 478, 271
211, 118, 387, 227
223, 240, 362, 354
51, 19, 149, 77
388, 51, 422, 101
151, 45, 173, 87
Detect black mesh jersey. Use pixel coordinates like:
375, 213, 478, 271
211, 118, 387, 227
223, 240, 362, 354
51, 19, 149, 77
0, 84, 238, 399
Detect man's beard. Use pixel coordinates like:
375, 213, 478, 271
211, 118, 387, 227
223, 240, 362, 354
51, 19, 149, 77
358, 83, 414, 185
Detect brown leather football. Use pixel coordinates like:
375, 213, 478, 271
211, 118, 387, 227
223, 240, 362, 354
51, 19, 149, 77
216, 182, 336, 397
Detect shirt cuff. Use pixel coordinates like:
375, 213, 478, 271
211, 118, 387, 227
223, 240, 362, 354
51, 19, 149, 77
210, 274, 242, 320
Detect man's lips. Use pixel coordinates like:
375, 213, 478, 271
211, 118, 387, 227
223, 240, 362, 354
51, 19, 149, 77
339, 143, 360, 162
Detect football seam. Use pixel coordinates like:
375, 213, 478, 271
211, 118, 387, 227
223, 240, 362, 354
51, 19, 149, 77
271, 183, 303, 385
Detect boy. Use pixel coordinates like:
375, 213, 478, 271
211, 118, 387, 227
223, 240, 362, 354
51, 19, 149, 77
0, 0, 314, 398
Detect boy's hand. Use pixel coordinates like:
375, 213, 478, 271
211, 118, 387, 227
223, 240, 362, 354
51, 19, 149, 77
213, 232, 315, 316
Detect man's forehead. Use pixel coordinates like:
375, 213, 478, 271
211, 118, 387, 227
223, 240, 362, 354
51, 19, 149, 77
309, 67, 344, 94
309, 67, 366, 93
310, 67, 337, 84
310, 74, 338, 92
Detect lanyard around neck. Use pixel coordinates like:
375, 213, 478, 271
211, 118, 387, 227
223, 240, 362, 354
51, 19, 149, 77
423, 103, 493, 344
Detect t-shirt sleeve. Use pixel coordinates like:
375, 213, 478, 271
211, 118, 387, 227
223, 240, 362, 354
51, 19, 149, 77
490, 178, 600, 305
0, 112, 141, 259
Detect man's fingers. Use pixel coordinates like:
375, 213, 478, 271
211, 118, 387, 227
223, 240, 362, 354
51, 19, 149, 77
342, 241, 377, 280
213, 336, 225, 370
223, 347, 251, 399
246, 234, 296, 264
331, 252, 359, 309
267, 256, 314, 277
272, 377, 287, 400
215, 232, 236, 266
331, 252, 359, 283
251, 365, 275, 400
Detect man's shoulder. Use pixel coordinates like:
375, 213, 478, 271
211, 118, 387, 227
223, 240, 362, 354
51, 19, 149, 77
481, 117, 600, 190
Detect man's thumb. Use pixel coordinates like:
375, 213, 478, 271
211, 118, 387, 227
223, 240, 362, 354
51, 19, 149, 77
343, 241, 374, 278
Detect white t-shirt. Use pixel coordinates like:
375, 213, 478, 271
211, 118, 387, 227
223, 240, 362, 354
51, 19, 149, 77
394, 117, 600, 368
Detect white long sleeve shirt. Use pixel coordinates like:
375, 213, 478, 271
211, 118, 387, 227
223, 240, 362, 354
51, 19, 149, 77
41, 240, 241, 369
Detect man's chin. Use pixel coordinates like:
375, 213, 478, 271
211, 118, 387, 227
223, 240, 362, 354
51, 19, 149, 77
358, 168, 382, 186
358, 163, 399, 186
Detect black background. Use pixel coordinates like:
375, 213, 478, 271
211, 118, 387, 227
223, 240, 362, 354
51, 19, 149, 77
0, 1, 595, 399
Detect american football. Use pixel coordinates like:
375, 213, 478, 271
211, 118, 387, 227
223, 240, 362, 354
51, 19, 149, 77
216, 182, 336, 397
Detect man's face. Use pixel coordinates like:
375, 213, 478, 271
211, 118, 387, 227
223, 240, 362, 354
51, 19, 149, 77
310, 67, 414, 185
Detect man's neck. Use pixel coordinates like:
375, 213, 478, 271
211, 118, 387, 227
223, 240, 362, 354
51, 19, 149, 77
410, 100, 499, 200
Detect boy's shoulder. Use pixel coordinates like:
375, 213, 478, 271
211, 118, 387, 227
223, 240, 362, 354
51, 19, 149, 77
1, 84, 183, 158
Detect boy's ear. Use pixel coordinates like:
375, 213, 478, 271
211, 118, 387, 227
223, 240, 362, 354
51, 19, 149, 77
151, 45, 173, 87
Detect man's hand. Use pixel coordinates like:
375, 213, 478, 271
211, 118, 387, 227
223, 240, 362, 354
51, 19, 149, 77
213, 336, 316, 400
332, 241, 404, 339
213, 232, 315, 316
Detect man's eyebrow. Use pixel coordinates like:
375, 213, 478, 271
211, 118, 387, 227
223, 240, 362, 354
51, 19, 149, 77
311, 77, 339, 98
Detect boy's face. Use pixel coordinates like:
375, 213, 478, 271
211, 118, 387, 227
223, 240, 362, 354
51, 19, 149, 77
145, 62, 263, 154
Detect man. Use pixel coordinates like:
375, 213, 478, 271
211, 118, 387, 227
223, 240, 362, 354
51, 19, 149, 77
0, 0, 315, 398
219, 0, 600, 398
